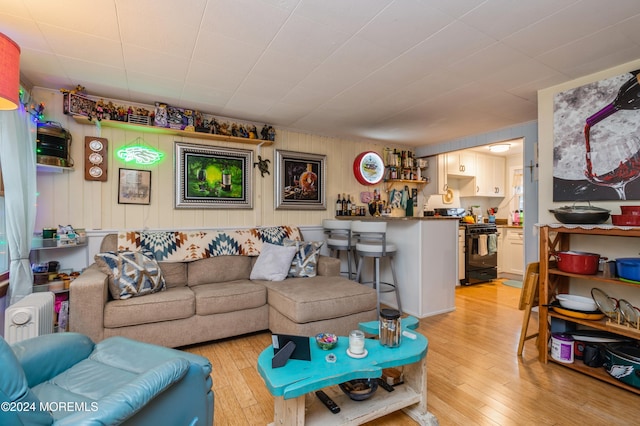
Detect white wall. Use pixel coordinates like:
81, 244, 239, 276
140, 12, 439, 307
537, 58, 640, 304
537, 58, 640, 223
33, 88, 417, 232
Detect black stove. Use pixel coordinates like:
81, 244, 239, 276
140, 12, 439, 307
460, 223, 498, 285
461, 222, 498, 235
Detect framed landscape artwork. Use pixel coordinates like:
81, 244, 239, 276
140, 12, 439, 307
174, 142, 253, 209
274, 150, 326, 210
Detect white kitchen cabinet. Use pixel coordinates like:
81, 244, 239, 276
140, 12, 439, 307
424, 155, 448, 195
462, 154, 506, 197
497, 227, 505, 273
446, 151, 475, 177
502, 228, 524, 275
476, 154, 506, 197
458, 228, 465, 285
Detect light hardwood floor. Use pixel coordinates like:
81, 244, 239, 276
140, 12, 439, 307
185, 282, 640, 425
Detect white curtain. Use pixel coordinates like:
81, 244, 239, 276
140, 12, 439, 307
0, 104, 37, 306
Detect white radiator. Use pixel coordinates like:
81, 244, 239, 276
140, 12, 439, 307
4, 292, 55, 344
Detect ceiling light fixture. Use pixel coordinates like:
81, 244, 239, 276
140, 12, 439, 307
489, 144, 510, 153
0, 32, 21, 110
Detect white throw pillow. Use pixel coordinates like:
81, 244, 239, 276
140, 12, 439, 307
250, 242, 297, 281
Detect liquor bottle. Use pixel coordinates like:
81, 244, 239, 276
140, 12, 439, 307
586, 71, 640, 127
336, 194, 342, 216
221, 167, 231, 191
342, 193, 347, 216
346, 195, 352, 216
299, 163, 317, 194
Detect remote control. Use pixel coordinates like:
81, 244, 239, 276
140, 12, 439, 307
377, 378, 395, 392
315, 390, 340, 413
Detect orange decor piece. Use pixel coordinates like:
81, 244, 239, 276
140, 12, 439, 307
0, 33, 20, 110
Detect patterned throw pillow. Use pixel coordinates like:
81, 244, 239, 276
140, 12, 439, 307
95, 250, 166, 300
283, 239, 324, 278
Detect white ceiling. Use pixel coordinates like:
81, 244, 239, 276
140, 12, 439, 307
2, 0, 640, 147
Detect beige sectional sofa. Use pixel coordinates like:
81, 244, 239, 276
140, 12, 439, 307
69, 231, 377, 348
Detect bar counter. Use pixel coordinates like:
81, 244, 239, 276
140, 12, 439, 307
336, 215, 458, 318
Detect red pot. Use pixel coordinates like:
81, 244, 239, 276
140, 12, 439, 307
620, 206, 640, 216
554, 251, 600, 275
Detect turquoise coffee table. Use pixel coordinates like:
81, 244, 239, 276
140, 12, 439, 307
257, 317, 438, 425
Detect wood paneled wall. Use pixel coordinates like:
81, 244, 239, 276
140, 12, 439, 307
34, 88, 410, 231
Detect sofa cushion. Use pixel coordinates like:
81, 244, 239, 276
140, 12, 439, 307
188, 256, 253, 286
104, 287, 195, 328
263, 276, 377, 323
283, 239, 324, 278
158, 262, 187, 288
191, 280, 267, 315
250, 243, 297, 281
95, 250, 166, 300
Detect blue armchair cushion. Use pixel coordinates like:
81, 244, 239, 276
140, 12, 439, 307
95, 249, 166, 299
1, 333, 213, 425
0, 336, 54, 425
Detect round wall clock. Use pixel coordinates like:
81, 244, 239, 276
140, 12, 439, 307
89, 139, 104, 152
89, 166, 103, 178
88, 152, 103, 164
353, 151, 385, 185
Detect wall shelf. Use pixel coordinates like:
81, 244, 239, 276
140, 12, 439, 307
384, 179, 427, 184
71, 115, 274, 146
37, 164, 74, 173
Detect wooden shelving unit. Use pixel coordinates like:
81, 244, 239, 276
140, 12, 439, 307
71, 115, 274, 146
539, 224, 640, 395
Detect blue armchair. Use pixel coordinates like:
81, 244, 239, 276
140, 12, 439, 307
0, 333, 213, 425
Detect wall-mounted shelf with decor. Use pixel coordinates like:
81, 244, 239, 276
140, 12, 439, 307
384, 179, 427, 185
37, 164, 74, 173
384, 179, 427, 191
71, 116, 274, 146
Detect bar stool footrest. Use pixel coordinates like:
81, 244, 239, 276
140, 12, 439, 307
359, 281, 398, 294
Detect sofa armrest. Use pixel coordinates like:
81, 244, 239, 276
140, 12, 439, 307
69, 264, 109, 342
12, 332, 95, 388
53, 358, 190, 426
317, 255, 340, 276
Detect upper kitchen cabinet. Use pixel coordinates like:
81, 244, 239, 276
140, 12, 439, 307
446, 151, 476, 177
475, 154, 506, 197
460, 153, 506, 197
424, 154, 449, 195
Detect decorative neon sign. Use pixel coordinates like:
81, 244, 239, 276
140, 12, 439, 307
117, 145, 164, 165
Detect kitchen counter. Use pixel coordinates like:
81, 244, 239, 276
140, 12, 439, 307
335, 216, 460, 221
337, 216, 457, 318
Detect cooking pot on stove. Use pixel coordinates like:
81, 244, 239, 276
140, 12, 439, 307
434, 208, 465, 217
549, 202, 610, 224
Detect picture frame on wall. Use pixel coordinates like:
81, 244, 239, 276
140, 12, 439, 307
274, 150, 326, 210
118, 168, 151, 205
175, 142, 253, 209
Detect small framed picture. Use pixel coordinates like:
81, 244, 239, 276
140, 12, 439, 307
274, 150, 326, 210
118, 168, 151, 205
